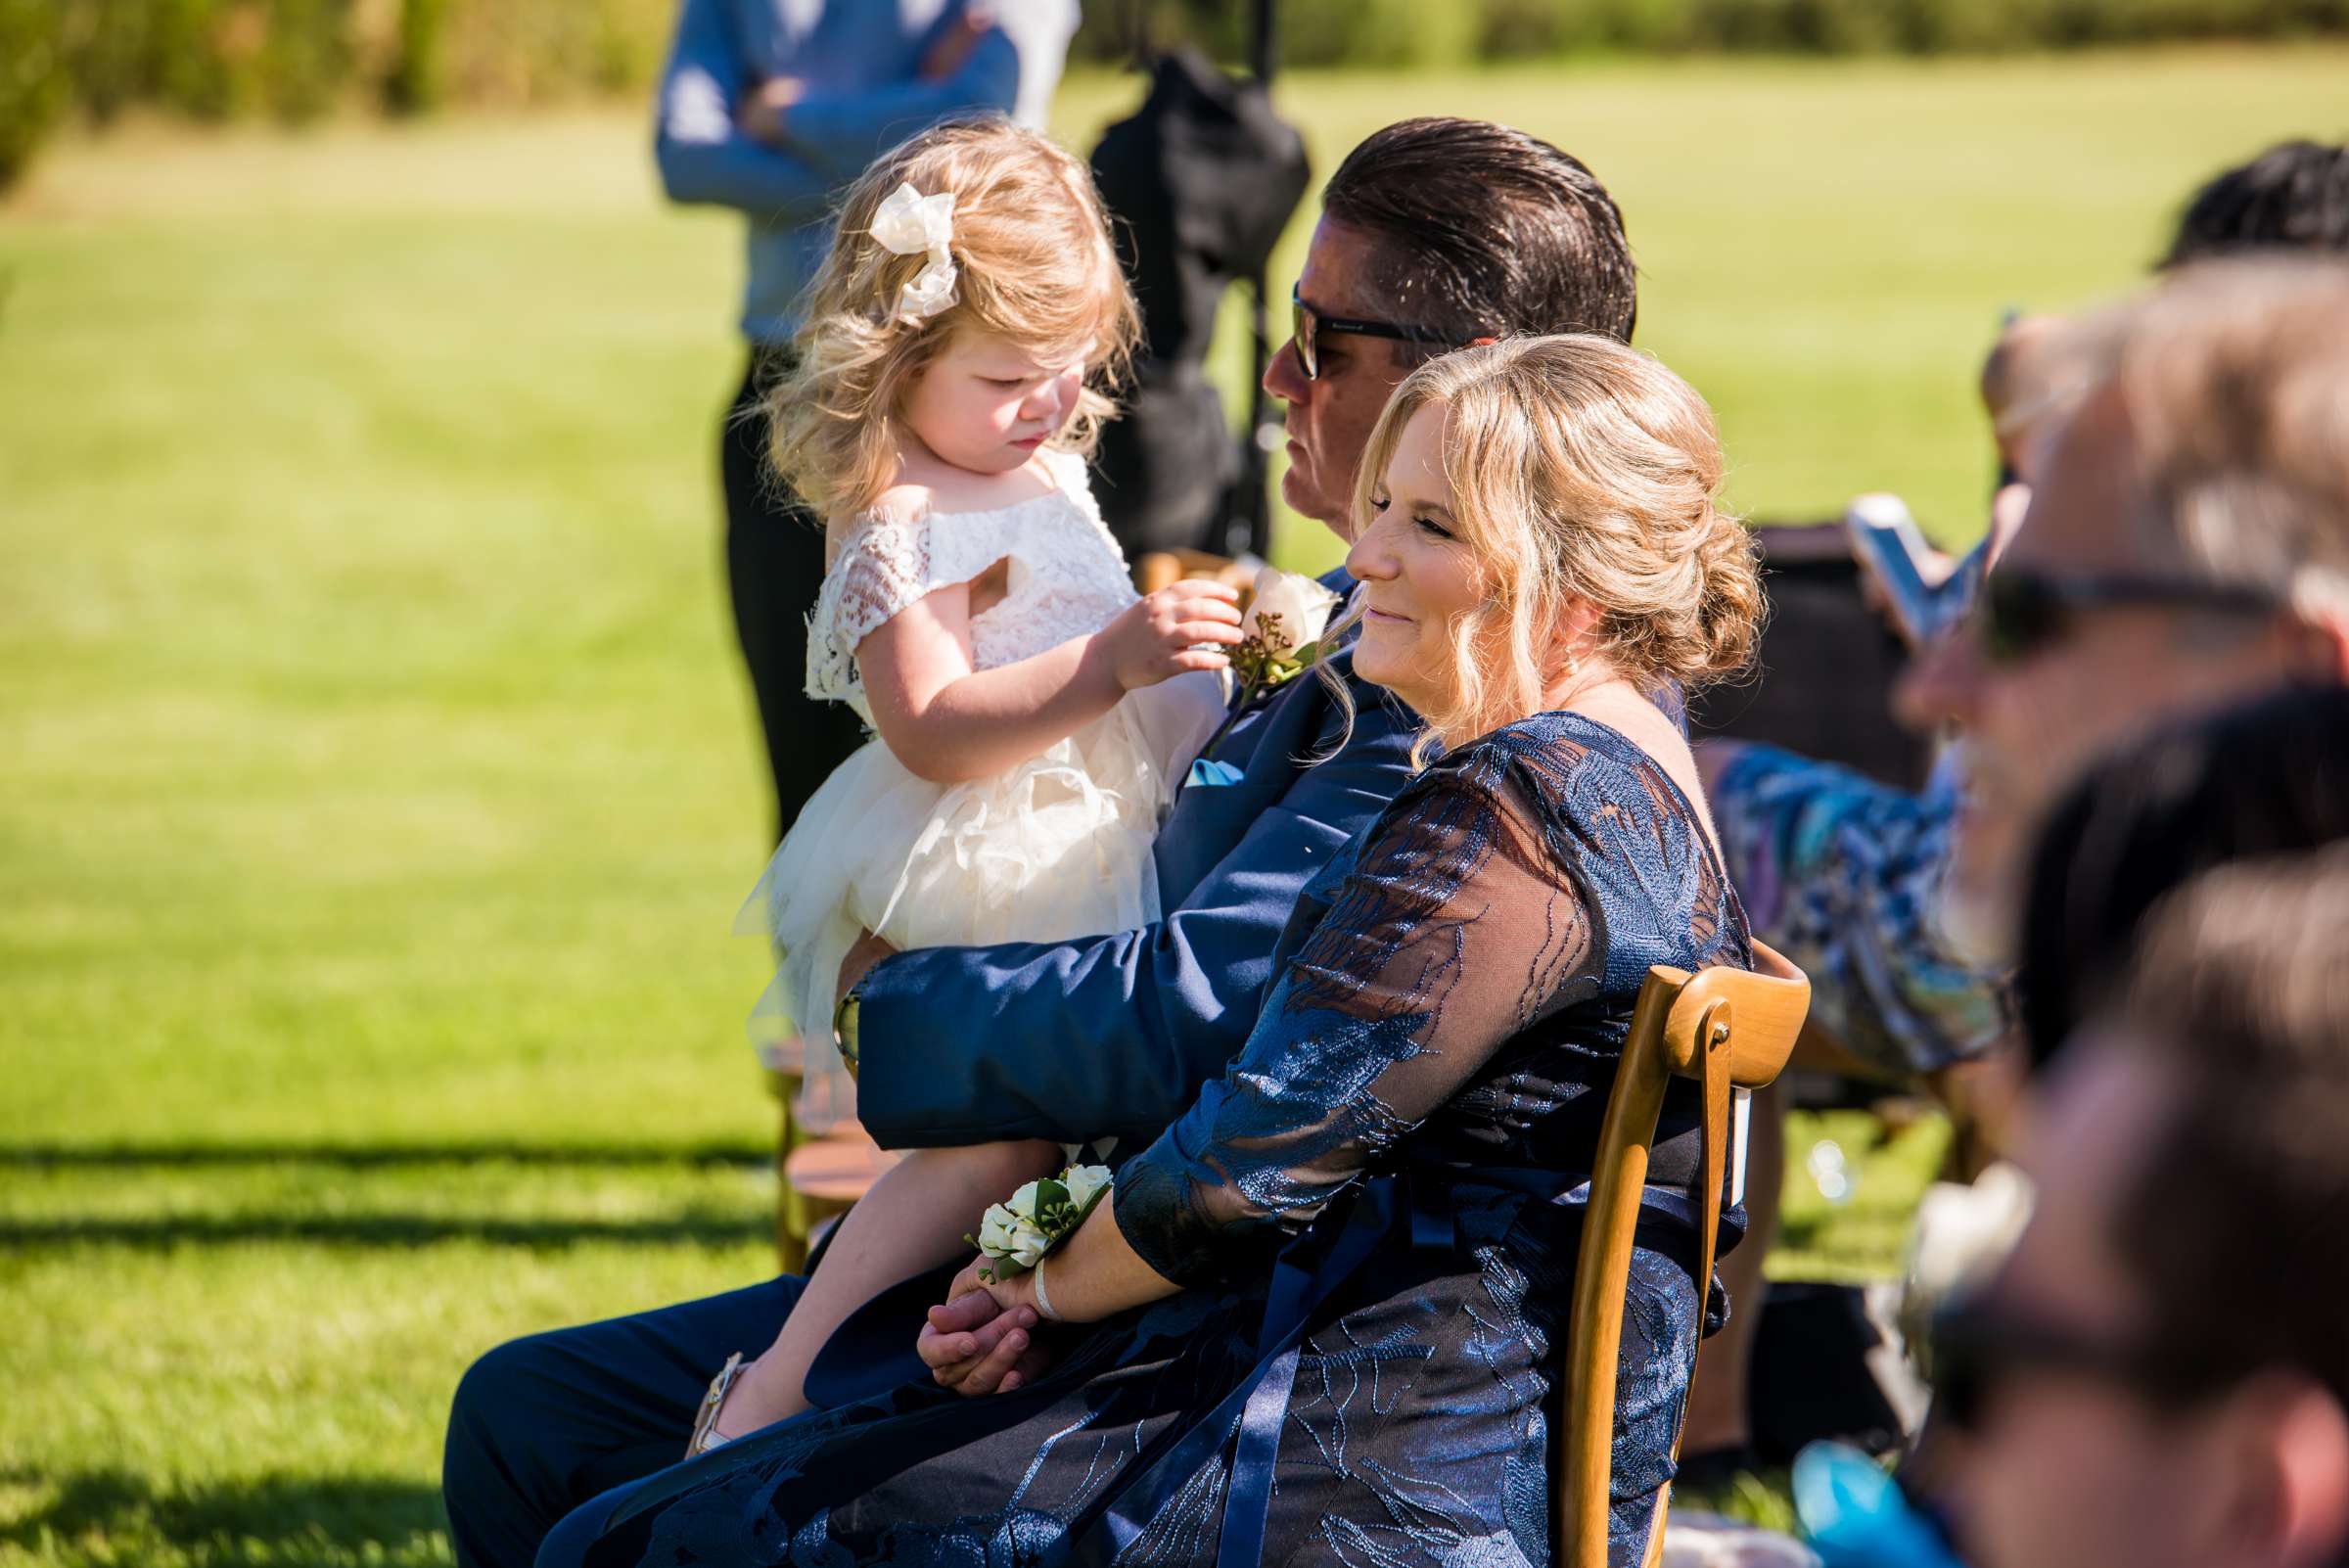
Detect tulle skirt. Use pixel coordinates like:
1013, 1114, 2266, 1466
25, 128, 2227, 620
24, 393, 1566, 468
739, 674, 1224, 1123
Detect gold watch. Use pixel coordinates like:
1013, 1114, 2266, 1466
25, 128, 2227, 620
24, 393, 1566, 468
833, 987, 862, 1079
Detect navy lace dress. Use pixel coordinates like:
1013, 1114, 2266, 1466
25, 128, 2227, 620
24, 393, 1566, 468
605, 712, 1751, 1568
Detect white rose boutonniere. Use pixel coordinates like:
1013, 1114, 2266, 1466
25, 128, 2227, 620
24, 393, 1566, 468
1196, 568, 1343, 763
1239, 566, 1340, 683
967, 1163, 1114, 1280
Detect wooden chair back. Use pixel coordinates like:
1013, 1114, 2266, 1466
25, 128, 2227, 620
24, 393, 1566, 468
1554, 940, 1811, 1568
1134, 548, 1256, 597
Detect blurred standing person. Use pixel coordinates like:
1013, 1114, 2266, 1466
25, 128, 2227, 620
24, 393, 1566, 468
654, 0, 1079, 844
1935, 846, 2349, 1568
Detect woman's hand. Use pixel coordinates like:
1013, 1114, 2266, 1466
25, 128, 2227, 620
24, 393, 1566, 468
916, 1260, 1055, 1395
1095, 581, 1243, 691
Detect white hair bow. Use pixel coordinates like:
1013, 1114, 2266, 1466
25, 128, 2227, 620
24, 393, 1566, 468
870, 182, 958, 323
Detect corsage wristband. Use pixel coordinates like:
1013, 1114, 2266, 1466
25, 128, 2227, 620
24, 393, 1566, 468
1031, 1255, 1062, 1322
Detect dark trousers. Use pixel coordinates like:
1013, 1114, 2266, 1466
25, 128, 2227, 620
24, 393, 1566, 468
441, 1273, 807, 1568
723, 352, 868, 845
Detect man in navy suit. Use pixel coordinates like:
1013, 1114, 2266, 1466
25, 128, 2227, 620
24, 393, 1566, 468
443, 116, 1640, 1568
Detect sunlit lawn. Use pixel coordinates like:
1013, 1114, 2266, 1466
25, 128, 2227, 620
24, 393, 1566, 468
3, 47, 2343, 1564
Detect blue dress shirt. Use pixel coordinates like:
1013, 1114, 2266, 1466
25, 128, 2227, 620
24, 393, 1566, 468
653, 0, 1078, 343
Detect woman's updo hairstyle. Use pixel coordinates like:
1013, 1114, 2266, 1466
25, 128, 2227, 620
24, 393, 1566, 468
769, 117, 1141, 521
1350, 334, 1762, 750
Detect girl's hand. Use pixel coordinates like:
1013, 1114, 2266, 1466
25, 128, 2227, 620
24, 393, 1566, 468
1097, 581, 1243, 691
944, 1255, 1038, 1314
919, 1260, 1053, 1395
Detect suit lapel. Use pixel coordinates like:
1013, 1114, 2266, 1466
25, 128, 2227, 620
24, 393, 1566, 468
1152, 644, 1356, 905
1152, 567, 1362, 907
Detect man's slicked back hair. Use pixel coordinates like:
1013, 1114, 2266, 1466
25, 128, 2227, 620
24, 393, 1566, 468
1319, 117, 1637, 351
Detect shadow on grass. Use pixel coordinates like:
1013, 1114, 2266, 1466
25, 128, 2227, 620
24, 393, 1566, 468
0, 1466, 448, 1565
0, 1212, 768, 1249
1, 1139, 768, 1171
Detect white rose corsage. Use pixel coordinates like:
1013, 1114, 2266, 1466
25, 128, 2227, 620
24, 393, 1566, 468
1194, 567, 1344, 765
967, 1163, 1113, 1281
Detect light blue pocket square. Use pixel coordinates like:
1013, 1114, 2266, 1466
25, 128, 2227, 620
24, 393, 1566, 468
1186, 758, 1246, 790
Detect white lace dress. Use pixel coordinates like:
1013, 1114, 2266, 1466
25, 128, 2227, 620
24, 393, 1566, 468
740, 449, 1226, 1115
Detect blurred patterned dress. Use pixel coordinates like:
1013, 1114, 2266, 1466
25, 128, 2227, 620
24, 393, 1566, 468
598, 711, 1752, 1568
1711, 744, 2007, 1077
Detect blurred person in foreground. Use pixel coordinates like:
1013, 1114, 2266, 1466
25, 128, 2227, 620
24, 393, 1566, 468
653, 0, 1078, 844
1936, 845, 2349, 1568
1685, 250, 2349, 1469
1709, 135, 2349, 1098
2014, 684, 2349, 1067
1909, 254, 2349, 969
1895, 684, 2349, 1462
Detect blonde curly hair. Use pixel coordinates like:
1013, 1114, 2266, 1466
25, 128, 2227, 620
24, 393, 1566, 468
766, 118, 1140, 523
1345, 334, 1762, 754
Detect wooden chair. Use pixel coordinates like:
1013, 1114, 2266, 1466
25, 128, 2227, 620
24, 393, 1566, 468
1133, 547, 1257, 597
769, 1029, 902, 1269
1555, 940, 1812, 1568
778, 1122, 899, 1273
761, 1034, 808, 1265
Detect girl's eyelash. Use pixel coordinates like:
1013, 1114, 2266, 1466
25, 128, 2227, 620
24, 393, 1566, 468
1414, 516, 1453, 539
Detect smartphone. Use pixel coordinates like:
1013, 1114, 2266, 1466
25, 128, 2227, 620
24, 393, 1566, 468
1843, 492, 1946, 649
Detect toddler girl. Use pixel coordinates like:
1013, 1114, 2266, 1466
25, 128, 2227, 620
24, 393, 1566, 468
711, 120, 1237, 1439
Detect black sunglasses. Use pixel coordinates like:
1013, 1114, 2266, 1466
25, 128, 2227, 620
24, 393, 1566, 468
1289, 287, 1460, 381
1929, 1297, 2238, 1432
1975, 569, 2286, 667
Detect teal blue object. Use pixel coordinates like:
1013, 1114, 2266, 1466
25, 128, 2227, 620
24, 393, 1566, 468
1793, 1441, 1967, 1568
1188, 758, 1247, 789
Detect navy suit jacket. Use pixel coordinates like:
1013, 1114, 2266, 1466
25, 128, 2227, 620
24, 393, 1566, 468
855, 571, 1421, 1150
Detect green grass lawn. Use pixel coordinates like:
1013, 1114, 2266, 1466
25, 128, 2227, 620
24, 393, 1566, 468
3, 48, 2343, 1565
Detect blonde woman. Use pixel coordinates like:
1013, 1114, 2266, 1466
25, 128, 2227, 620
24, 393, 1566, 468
548, 335, 1763, 1568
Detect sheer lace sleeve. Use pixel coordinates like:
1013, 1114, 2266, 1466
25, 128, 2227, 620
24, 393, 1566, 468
805, 515, 933, 703
1114, 762, 1602, 1288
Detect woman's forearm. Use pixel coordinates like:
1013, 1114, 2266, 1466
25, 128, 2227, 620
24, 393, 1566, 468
1031, 1196, 1181, 1323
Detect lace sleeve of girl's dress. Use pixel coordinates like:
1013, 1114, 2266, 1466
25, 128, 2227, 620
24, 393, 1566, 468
806, 514, 933, 702
1112, 762, 1603, 1288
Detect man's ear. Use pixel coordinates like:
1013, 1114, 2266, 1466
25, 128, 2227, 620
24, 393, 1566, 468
2307, 612, 2349, 684
2196, 1373, 2349, 1568
2271, 608, 2349, 685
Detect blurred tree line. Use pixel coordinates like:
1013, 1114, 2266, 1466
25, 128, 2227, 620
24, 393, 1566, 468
6, 0, 2346, 189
